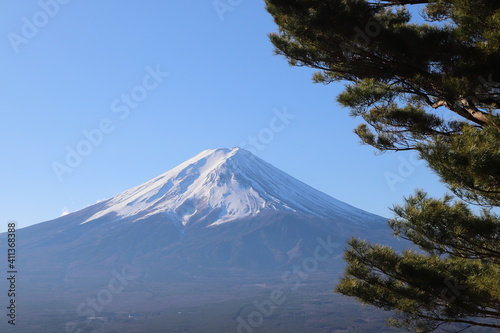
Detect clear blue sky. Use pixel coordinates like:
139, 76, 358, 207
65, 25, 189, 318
0, 1, 448, 232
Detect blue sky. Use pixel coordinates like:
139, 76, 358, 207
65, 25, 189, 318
0, 1, 448, 231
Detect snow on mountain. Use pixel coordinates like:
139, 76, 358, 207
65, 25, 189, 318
83, 147, 381, 227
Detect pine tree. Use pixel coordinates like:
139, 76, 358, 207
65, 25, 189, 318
266, 0, 500, 331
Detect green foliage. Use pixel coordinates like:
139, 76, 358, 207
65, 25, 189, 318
337, 237, 499, 332
336, 192, 500, 332
390, 191, 500, 263
266, 0, 500, 331
420, 117, 500, 207
267, 0, 500, 133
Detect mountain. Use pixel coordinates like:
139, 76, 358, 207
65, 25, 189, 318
0, 147, 402, 332
6, 148, 394, 278
10, 147, 391, 278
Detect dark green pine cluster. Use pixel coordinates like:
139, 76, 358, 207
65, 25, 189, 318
266, 0, 500, 331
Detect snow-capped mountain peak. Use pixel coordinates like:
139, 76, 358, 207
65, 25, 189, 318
82, 147, 380, 227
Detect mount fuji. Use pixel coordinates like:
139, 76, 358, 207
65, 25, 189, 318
0, 147, 400, 332
5, 147, 393, 280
